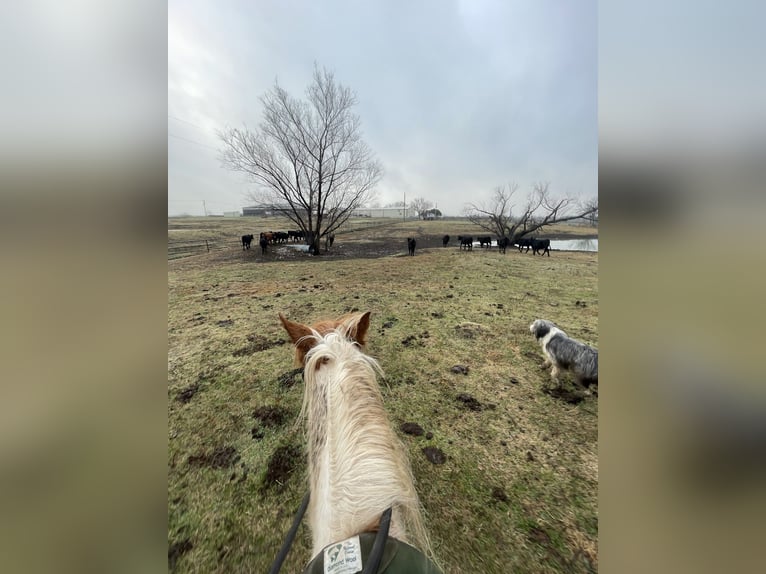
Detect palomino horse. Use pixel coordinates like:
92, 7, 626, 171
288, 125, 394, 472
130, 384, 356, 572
276, 312, 441, 573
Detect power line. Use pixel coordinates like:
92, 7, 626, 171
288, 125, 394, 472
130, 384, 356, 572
168, 115, 208, 131
168, 132, 219, 151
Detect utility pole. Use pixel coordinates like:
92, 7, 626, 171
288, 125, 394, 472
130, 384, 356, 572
202, 200, 207, 217
403, 191, 406, 221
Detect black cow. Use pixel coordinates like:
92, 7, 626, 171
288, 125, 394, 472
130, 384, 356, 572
497, 236, 510, 254
241, 234, 254, 250
478, 236, 492, 249
458, 236, 473, 251
325, 233, 335, 251
442, 234, 450, 247
407, 237, 416, 256
516, 237, 533, 253
259, 236, 268, 254
532, 238, 551, 256
274, 231, 289, 244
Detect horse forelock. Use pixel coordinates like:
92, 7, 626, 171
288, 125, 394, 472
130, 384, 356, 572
303, 331, 382, 394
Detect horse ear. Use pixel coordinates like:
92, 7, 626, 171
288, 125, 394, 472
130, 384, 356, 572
348, 311, 371, 346
279, 314, 315, 362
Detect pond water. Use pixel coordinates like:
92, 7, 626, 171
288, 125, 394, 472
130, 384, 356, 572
474, 238, 598, 252
549, 238, 598, 252
285, 244, 311, 252
283, 238, 599, 253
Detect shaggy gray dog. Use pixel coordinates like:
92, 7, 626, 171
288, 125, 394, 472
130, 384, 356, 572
529, 319, 598, 389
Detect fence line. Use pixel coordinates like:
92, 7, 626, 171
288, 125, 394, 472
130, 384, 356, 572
168, 239, 214, 260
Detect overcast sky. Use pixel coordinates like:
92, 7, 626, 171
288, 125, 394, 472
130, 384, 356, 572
168, 0, 596, 216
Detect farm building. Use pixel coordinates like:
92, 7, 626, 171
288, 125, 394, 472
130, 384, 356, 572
242, 204, 291, 217
352, 207, 411, 218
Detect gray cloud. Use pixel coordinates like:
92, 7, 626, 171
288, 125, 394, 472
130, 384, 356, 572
169, 0, 596, 216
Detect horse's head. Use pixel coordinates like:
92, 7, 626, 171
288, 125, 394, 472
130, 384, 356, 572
279, 311, 371, 366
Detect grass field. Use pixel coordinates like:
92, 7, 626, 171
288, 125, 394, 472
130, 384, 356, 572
168, 217, 598, 573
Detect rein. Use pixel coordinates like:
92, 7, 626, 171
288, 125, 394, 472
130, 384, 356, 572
267, 491, 310, 574
268, 491, 393, 574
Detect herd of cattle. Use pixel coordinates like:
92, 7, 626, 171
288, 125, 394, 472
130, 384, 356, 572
440, 234, 551, 256
241, 230, 335, 254
241, 230, 551, 257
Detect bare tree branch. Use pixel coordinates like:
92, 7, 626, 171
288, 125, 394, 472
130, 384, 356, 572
410, 197, 433, 219
219, 65, 382, 254
464, 183, 520, 237
464, 182, 598, 241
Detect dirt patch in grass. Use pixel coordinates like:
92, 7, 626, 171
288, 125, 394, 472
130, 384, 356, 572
401, 422, 425, 436
422, 446, 447, 464
176, 383, 199, 404
277, 368, 303, 388
401, 331, 429, 347
491, 487, 509, 503
168, 538, 193, 571
187, 446, 240, 469
454, 322, 489, 339
527, 525, 553, 546
261, 444, 303, 492
232, 337, 286, 356
380, 317, 397, 330
543, 386, 588, 404
253, 405, 291, 427
456, 393, 496, 411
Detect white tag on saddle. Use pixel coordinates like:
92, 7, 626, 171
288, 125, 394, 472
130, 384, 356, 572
323, 535, 363, 574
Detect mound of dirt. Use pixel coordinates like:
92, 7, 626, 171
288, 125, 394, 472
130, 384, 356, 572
491, 487, 509, 503
456, 393, 496, 411
252, 405, 291, 427
168, 538, 193, 570
277, 368, 303, 388
187, 446, 240, 469
401, 422, 425, 436
422, 446, 447, 465
176, 383, 199, 404
233, 337, 286, 356
454, 322, 489, 339
527, 526, 552, 545
261, 444, 302, 492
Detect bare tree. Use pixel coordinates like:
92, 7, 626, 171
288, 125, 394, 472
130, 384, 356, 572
582, 197, 599, 226
410, 197, 433, 219
219, 66, 382, 254
465, 182, 598, 241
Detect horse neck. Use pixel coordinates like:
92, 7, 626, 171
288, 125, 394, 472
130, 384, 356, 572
302, 335, 426, 557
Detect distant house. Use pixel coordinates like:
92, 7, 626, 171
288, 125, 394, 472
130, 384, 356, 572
223, 211, 241, 217
421, 208, 442, 220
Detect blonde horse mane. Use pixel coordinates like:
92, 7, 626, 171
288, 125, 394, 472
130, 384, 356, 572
279, 312, 433, 561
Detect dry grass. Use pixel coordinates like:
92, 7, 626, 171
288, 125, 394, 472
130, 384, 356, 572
168, 217, 598, 573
